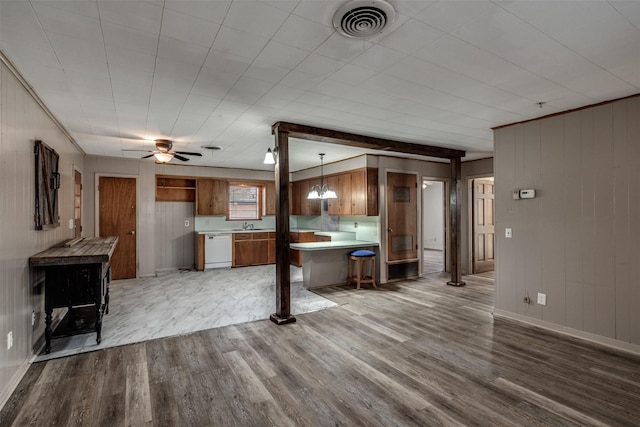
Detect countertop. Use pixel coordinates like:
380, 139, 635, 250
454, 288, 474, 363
289, 240, 378, 251
196, 228, 320, 235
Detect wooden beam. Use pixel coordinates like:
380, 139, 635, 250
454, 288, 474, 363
271, 121, 465, 159
447, 156, 465, 287
270, 126, 296, 325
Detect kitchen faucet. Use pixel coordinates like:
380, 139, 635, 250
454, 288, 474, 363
242, 222, 254, 230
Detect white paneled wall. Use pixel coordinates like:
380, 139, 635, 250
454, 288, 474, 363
155, 202, 195, 270
494, 95, 640, 353
0, 60, 84, 407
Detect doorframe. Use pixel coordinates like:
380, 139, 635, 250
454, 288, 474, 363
73, 166, 82, 238
95, 173, 139, 277
381, 169, 420, 282
420, 177, 449, 275
466, 174, 495, 275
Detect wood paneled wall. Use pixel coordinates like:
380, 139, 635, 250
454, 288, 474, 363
494, 95, 640, 352
0, 60, 84, 407
154, 202, 195, 270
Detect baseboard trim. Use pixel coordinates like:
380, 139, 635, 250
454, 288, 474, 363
0, 357, 31, 412
493, 309, 640, 356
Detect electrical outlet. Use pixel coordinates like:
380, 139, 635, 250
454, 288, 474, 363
354, 222, 358, 228
185, 220, 190, 227
537, 293, 547, 306
7, 331, 13, 350
505, 228, 512, 238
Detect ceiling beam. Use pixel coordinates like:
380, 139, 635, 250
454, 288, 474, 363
271, 121, 465, 159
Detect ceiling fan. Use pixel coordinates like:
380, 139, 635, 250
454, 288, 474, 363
128, 139, 203, 163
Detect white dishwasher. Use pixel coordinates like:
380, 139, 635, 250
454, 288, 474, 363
204, 234, 232, 269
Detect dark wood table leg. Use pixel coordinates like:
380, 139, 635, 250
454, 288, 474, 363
44, 308, 52, 354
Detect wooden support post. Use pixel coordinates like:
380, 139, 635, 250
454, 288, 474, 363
447, 156, 466, 287
270, 126, 296, 325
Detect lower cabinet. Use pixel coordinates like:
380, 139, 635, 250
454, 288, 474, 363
290, 231, 320, 267
233, 232, 275, 267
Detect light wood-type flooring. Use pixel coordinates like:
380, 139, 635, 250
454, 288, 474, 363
2, 273, 639, 426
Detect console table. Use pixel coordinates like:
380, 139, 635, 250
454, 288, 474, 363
29, 236, 118, 353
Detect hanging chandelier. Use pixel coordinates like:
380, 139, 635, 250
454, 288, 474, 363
307, 153, 337, 200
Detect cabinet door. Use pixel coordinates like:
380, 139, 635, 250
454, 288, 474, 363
197, 178, 215, 215
291, 181, 303, 215
264, 182, 276, 215
197, 179, 228, 216
234, 240, 268, 266
350, 170, 366, 215
326, 175, 340, 215
268, 238, 276, 264
304, 178, 321, 216
211, 179, 228, 215
327, 174, 351, 216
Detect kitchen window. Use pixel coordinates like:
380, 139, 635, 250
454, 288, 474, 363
228, 184, 262, 220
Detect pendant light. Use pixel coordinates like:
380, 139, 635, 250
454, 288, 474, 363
263, 147, 277, 164
307, 153, 337, 200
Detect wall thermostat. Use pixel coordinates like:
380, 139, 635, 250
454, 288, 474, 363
519, 189, 536, 199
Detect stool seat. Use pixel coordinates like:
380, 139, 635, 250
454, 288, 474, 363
347, 250, 376, 290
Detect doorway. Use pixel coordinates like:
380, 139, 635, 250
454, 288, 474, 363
99, 176, 137, 279
471, 177, 495, 274
422, 180, 445, 274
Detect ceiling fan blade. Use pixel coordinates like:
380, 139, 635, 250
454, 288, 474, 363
173, 154, 190, 161
141, 154, 155, 159
174, 151, 202, 156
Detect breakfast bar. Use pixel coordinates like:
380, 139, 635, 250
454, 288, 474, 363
290, 240, 379, 288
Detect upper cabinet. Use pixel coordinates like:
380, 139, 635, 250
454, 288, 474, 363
291, 168, 378, 217
264, 181, 276, 216
291, 178, 321, 216
156, 176, 196, 202
196, 178, 229, 216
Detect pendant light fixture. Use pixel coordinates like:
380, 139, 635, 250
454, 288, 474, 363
263, 147, 277, 164
307, 153, 337, 200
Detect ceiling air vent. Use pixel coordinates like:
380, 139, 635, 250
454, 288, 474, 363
333, 0, 396, 38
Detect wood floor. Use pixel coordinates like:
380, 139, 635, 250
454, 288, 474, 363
2, 273, 639, 426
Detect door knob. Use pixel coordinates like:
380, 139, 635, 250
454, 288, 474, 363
129, 231, 135, 235
387, 228, 393, 232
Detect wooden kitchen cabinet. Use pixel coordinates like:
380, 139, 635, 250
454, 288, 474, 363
289, 231, 318, 267
156, 175, 196, 202
327, 173, 352, 216
195, 233, 205, 271
197, 178, 228, 216
264, 182, 276, 216
291, 178, 321, 216
233, 232, 274, 267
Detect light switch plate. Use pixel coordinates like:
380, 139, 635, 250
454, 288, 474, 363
505, 228, 512, 238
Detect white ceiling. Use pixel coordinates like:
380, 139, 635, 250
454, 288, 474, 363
1, 0, 638, 171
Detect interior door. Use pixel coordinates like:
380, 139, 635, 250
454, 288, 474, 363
74, 170, 82, 239
386, 172, 418, 262
472, 178, 495, 273
99, 176, 136, 279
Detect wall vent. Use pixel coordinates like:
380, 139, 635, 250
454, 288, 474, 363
333, 0, 396, 39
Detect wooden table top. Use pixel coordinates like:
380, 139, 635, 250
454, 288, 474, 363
29, 236, 119, 266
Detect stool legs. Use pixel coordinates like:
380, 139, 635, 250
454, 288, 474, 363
347, 256, 376, 289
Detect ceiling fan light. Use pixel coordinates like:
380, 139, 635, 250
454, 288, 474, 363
154, 152, 174, 163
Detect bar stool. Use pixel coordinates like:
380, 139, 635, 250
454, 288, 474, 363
347, 249, 376, 290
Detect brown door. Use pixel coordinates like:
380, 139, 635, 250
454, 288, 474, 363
99, 177, 136, 279
472, 178, 495, 273
74, 170, 82, 239
386, 172, 418, 262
